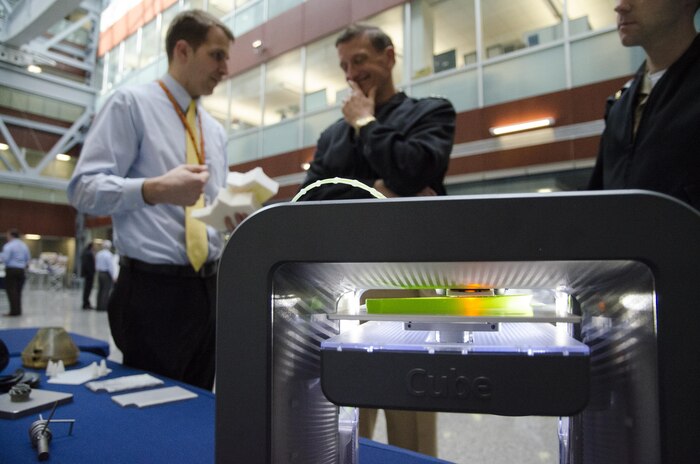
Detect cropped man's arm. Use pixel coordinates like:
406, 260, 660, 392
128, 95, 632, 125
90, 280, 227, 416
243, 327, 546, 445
360, 99, 456, 196
67, 92, 147, 215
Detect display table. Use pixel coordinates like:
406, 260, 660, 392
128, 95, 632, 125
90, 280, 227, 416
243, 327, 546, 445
0, 352, 448, 463
0, 328, 110, 358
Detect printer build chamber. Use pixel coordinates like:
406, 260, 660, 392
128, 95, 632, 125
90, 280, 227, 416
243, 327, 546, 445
216, 191, 700, 464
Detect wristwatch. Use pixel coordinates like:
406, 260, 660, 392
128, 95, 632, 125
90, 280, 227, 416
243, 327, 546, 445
354, 115, 376, 134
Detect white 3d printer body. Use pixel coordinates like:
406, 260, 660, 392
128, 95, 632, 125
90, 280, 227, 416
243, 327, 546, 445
216, 191, 700, 464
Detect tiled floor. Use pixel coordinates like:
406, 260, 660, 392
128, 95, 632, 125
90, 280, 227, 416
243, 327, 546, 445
1, 285, 559, 463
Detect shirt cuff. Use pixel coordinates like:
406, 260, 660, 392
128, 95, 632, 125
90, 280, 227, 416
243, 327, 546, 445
123, 178, 148, 209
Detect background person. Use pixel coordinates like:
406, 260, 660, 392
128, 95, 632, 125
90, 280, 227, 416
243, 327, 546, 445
589, 0, 700, 210
80, 242, 96, 309
0, 229, 30, 317
95, 240, 115, 312
68, 10, 235, 390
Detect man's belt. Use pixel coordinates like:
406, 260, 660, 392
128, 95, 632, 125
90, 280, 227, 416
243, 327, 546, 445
119, 256, 218, 278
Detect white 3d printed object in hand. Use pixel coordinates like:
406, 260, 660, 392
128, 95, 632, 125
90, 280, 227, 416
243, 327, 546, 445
191, 167, 279, 231
226, 167, 278, 203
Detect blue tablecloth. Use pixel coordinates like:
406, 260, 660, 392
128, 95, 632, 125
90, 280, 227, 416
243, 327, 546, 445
0, 328, 110, 358
0, 352, 448, 463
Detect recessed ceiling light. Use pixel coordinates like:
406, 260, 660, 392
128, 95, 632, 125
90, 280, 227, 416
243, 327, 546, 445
56, 153, 71, 161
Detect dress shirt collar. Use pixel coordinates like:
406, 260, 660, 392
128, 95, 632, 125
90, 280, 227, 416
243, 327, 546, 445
161, 73, 198, 113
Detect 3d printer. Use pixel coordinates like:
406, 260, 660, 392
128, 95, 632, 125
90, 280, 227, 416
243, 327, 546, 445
216, 190, 700, 464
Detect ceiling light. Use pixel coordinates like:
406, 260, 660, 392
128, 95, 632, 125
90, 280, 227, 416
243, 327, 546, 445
56, 153, 71, 161
252, 40, 263, 49
24, 234, 41, 240
489, 117, 555, 136
301, 162, 310, 171
27, 64, 42, 74
0, 143, 8, 150
537, 188, 553, 193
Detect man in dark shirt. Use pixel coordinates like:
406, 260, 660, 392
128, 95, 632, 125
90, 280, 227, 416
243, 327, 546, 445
297, 24, 456, 201
297, 24, 456, 456
589, 0, 700, 210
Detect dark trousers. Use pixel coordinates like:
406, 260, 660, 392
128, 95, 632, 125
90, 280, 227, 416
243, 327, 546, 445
82, 272, 95, 307
97, 272, 113, 312
4, 268, 25, 315
107, 264, 216, 390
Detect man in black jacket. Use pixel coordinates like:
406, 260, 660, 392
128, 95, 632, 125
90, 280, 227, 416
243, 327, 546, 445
297, 24, 456, 201
296, 24, 455, 457
589, 0, 700, 210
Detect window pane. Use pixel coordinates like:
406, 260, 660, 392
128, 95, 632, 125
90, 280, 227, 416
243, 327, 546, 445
305, 34, 348, 110
262, 119, 300, 156
228, 131, 259, 163
230, 66, 262, 132
411, 69, 478, 113
410, 0, 476, 78
161, 4, 180, 45
106, 45, 121, 88
141, 19, 159, 67
483, 45, 566, 106
208, 0, 233, 18
202, 79, 230, 128
263, 50, 301, 126
185, 0, 205, 11
365, 6, 404, 86
123, 32, 139, 77
234, 1, 263, 35
482, 0, 562, 59
567, 0, 615, 34
571, 30, 645, 86
268, 0, 303, 20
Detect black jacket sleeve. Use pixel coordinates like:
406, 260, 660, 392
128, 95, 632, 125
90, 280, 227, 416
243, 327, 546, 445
361, 97, 455, 197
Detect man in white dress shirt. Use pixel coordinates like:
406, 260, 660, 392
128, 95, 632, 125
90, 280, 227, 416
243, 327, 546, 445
68, 10, 235, 389
94, 240, 115, 313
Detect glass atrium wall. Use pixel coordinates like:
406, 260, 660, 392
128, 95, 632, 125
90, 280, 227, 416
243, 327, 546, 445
99, 0, 650, 165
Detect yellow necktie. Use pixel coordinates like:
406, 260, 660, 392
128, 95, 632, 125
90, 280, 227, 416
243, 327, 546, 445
185, 101, 208, 271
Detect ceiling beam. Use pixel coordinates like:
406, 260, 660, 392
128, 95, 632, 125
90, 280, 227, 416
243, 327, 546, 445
0, 0, 84, 47
0, 61, 95, 107
0, 170, 69, 191
0, 118, 30, 172
30, 109, 92, 175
